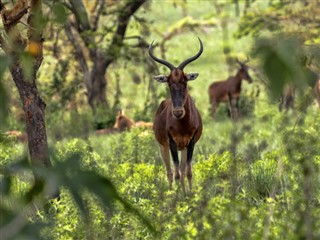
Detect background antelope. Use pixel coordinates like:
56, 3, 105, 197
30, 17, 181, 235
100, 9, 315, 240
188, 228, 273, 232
148, 37, 203, 194
113, 109, 133, 132
278, 70, 319, 112
278, 83, 295, 112
208, 59, 252, 119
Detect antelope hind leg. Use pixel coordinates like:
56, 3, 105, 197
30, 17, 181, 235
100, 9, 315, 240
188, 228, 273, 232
227, 93, 234, 119
169, 133, 180, 181
210, 101, 218, 118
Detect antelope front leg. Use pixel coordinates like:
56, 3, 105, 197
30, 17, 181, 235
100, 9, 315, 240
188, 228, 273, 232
210, 101, 218, 118
169, 133, 180, 182
180, 149, 187, 195
187, 135, 196, 192
227, 93, 234, 119
159, 145, 173, 189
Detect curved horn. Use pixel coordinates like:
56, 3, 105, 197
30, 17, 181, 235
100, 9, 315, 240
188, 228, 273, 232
178, 37, 203, 70
148, 41, 175, 71
236, 56, 250, 65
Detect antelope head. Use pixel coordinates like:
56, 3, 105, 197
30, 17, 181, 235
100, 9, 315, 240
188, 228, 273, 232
148, 37, 203, 119
236, 58, 253, 83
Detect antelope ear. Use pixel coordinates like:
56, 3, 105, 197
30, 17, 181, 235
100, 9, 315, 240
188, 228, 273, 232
186, 73, 199, 81
153, 75, 168, 83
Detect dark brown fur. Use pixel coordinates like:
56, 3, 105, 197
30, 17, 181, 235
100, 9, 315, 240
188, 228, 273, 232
208, 62, 252, 119
154, 95, 202, 150
149, 38, 203, 194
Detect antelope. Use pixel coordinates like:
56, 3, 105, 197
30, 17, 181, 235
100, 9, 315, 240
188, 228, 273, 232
5, 130, 28, 142
95, 128, 117, 135
278, 84, 295, 112
208, 59, 252, 119
148, 37, 203, 194
113, 109, 133, 132
278, 70, 320, 111
133, 121, 153, 128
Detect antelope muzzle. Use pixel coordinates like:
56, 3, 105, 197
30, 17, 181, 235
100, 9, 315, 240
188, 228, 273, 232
172, 107, 185, 119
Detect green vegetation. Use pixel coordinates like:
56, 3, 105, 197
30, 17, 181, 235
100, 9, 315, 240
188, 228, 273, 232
1, 1, 320, 239
2, 111, 320, 239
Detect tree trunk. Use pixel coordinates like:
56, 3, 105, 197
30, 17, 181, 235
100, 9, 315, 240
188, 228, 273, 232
66, 0, 146, 111
9, 63, 51, 170
0, 0, 52, 179
88, 50, 108, 109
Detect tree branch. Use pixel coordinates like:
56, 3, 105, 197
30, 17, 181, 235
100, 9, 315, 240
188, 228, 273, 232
0, 0, 28, 31
91, 0, 105, 32
64, 22, 91, 91
106, 0, 146, 66
27, 0, 44, 68
69, 0, 91, 32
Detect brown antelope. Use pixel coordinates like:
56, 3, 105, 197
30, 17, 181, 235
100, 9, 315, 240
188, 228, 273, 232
5, 130, 28, 142
148, 37, 203, 194
133, 121, 153, 128
278, 84, 295, 112
95, 128, 117, 135
113, 109, 133, 132
208, 59, 252, 119
278, 70, 320, 111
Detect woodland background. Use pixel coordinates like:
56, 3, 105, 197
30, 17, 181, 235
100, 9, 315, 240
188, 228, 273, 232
0, 0, 320, 239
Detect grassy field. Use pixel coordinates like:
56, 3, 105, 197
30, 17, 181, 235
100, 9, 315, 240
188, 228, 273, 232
1, 1, 320, 239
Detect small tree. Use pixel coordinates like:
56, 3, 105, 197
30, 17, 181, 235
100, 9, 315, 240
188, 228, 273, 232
63, 0, 146, 111
0, 0, 51, 175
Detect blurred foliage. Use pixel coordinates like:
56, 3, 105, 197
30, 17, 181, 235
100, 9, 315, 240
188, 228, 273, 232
0, 146, 155, 240
0, 55, 9, 129
253, 37, 317, 98
235, 1, 320, 45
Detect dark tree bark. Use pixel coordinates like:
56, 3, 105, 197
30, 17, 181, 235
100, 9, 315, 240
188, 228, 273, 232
0, 0, 52, 176
65, 0, 146, 111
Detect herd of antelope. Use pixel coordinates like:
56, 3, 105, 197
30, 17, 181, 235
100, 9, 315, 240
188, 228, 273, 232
5, 37, 320, 195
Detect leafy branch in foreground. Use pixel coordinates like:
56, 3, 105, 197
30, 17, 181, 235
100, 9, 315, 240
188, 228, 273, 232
0, 152, 156, 240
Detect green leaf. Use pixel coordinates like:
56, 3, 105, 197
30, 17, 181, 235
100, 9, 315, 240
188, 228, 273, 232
53, 3, 68, 24
20, 53, 34, 81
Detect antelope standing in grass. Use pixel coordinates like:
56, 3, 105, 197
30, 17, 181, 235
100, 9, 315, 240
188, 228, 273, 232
278, 84, 295, 112
208, 59, 252, 119
148, 37, 203, 194
113, 109, 133, 132
278, 71, 320, 111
